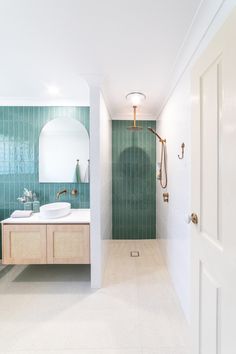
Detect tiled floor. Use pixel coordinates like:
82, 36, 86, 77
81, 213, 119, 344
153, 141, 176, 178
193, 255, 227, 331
0, 240, 190, 354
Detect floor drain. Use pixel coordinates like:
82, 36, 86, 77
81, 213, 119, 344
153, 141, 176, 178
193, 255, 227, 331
130, 251, 140, 257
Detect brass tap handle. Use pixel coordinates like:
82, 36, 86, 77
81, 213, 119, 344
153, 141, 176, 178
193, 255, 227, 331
71, 189, 78, 196
163, 192, 169, 202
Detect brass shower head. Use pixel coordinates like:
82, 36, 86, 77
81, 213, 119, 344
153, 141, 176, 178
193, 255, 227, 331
127, 126, 143, 131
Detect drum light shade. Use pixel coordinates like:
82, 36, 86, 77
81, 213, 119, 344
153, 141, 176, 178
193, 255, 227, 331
126, 92, 146, 106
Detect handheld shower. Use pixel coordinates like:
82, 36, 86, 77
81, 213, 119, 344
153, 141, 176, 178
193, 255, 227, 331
148, 127, 167, 189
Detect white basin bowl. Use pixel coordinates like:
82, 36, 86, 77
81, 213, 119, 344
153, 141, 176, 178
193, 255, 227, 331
40, 202, 71, 219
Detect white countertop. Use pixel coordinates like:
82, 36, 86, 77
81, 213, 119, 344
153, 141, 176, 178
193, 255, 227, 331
1, 209, 90, 224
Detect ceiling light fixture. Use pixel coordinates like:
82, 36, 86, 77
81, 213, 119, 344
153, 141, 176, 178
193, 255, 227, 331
126, 92, 146, 131
126, 92, 146, 106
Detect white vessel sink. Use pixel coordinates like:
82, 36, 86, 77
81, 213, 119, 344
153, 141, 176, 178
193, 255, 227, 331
40, 202, 71, 219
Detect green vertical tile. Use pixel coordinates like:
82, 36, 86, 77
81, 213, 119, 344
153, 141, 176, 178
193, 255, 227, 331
112, 120, 156, 240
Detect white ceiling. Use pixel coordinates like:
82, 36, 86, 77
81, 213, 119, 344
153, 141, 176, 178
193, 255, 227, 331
0, 0, 202, 118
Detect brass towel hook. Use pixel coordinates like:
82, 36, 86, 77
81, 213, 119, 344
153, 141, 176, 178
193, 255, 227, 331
178, 143, 185, 160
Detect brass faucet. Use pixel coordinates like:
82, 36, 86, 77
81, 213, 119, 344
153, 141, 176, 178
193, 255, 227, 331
56, 189, 67, 199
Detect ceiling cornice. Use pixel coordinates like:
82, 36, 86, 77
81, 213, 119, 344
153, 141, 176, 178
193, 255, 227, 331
112, 113, 156, 121
157, 0, 236, 118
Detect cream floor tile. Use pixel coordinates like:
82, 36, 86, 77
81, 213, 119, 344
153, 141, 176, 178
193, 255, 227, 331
77, 285, 139, 311
8, 322, 68, 352
138, 309, 189, 349
0, 240, 190, 353
64, 309, 141, 349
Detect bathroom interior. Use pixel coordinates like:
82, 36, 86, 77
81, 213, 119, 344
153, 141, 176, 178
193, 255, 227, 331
1, 1, 236, 353
0, 83, 191, 354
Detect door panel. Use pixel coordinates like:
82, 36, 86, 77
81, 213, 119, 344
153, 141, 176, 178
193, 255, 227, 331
47, 224, 90, 264
200, 59, 221, 243
2, 225, 47, 264
199, 262, 220, 354
192, 8, 236, 354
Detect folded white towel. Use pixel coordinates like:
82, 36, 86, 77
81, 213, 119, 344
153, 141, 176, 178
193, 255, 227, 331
11, 210, 33, 218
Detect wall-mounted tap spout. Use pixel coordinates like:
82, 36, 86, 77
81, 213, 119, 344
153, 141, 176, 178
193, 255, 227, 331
56, 189, 67, 199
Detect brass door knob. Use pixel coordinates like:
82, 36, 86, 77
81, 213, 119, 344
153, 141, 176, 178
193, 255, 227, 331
190, 213, 198, 225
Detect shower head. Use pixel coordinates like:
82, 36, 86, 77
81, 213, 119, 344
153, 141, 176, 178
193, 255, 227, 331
127, 125, 143, 131
147, 127, 166, 143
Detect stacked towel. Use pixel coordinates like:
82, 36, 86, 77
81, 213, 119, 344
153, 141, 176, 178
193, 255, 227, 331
11, 210, 33, 218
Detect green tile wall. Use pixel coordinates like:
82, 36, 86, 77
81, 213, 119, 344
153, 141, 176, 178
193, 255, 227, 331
112, 120, 156, 239
0, 106, 90, 257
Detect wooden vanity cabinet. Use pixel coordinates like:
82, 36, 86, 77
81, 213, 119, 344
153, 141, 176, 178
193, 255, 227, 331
2, 224, 90, 265
47, 224, 90, 264
3, 224, 47, 264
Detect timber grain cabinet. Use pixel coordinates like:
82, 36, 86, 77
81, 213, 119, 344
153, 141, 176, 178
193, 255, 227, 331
2, 223, 90, 265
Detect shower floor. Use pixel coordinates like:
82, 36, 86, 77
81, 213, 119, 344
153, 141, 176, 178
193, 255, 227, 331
0, 240, 190, 354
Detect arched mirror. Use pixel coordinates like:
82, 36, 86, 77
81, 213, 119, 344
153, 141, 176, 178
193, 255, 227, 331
39, 117, 89, 183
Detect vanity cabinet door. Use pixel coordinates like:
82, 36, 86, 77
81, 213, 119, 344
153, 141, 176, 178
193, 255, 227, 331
47, 224, 90, 264
2, 225, 47, 264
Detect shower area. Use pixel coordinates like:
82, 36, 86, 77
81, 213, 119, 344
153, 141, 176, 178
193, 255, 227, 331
112, 120, 157, 239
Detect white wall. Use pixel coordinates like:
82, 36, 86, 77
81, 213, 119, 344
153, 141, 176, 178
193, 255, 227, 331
90, 86, 112, 288
157, 73, 191, 321
157, 0, 236, 322
99, 92, 113, 267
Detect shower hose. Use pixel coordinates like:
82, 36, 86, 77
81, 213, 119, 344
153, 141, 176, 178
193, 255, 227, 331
160, 141, 167, 189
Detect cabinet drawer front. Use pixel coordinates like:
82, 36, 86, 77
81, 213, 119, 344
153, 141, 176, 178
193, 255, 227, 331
47, 224, 90, 264
3, 225, 47, 264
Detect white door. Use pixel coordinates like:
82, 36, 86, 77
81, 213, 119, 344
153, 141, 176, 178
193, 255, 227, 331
191, 8, 236, 354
